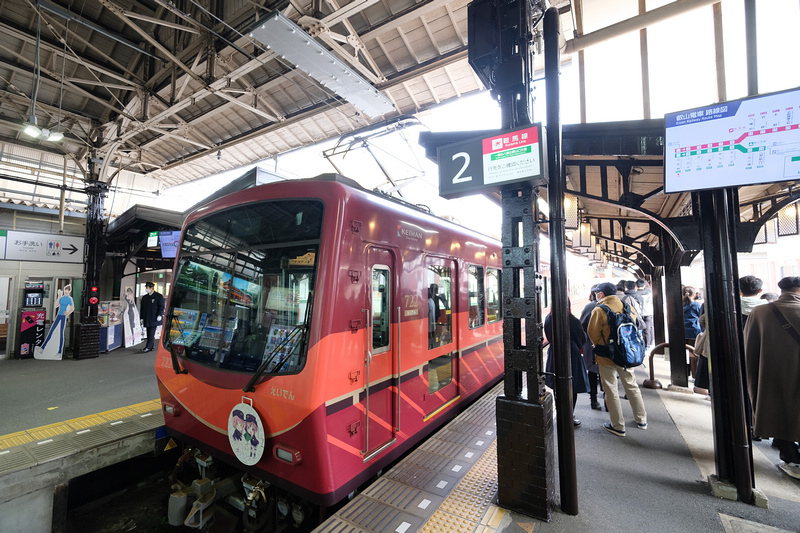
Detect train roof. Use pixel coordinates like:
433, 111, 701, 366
190, 172, 501, 244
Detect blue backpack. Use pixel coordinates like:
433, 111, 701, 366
595, 302, 646, 368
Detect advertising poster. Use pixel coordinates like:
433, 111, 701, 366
170, 308, 201, 345
122, 285, 144, 347
221, 273, 259, 307
18, 309, 45, 359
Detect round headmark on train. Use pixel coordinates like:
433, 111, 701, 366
228, 403, 265, 466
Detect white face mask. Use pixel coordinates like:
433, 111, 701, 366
147, 287, 154, 294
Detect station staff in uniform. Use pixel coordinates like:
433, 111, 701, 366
140, 282, 165, 352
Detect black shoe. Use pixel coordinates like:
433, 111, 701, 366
591, 399, 601, 410
573, 418, 581, 427
603, 423, 625, 437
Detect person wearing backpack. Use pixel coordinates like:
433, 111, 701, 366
587, 282, 648, 437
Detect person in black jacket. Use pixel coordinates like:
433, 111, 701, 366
140, 282, 165, 352
579, 286, 602, 410
544, 300, 591, 427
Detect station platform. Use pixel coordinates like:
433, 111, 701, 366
317, 356, 800, 533
1, 346, 799, 532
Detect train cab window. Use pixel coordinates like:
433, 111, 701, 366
165, 200, 322, 376
372, 267, 390, 351
427, 263, 453, 349
428, 354, 453, 393
468, 266, 485, 329
486, 268, 501, 323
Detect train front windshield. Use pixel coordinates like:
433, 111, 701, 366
166, 199, 322, 375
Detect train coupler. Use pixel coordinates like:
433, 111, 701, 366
242, 474, 272, 531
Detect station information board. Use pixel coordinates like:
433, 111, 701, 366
0, 230, 84, 263
438, 124, 547, 199
665, 87, 800, 193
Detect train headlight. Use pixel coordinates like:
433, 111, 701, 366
273, 444, 302, 465
276, 498, 289, 517
162, 403, 180, 416
291, 504, 305, 527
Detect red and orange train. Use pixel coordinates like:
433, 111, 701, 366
155, 174, 506, 529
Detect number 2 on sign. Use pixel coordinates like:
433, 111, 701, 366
451, 152, 472, 184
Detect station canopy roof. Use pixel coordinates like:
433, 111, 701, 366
1, 0, 798, 275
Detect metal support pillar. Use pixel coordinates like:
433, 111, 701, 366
744, 0, 757, 96
500, 184, 544, 400
544, 6, 578, 516
496, 184, 554, 521
663, 262, 688, 386
698, 189, 754, 503
75, 171, 107, 359
473, 0, 556, 520
651, 267, 666, 346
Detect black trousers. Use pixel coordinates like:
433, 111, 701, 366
774, 438, 800, 464
588, 371, 599, 399
643, 315, 655, 346
145, 326, 157, 350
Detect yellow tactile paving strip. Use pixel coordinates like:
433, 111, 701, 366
26, 421, 75, 440
0, 430, 34, 449
0, 398, 162, 451
96, 406, 140, 421
65, 414, 110, 430
420, 440, 505, 533
127, 399, 163, 414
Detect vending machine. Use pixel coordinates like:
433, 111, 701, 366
17, 280, 46, 358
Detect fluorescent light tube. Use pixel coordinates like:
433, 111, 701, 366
250, 12, 394, 118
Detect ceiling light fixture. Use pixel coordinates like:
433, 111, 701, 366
24, 117, 41, 138
23, 7, 64, 143
577, 221, 592, 249
23, 117, 63, 142
249, 12, 394, 118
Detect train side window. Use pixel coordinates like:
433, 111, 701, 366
486, 268, 501, 323
468, 266, 485, 329
427, 262, 453, 349
372, 267, 390, 351
428, 354, 453, 393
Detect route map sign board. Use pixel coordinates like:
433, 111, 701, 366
438, 124, 546, 199
665, 87, 800, 193
2, 230, 84, 263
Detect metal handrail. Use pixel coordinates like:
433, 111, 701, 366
362, 308, 370, 455
642, 342, 695, 389
396, 306, 401, 433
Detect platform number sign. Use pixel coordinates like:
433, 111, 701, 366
438, 124, 546, 199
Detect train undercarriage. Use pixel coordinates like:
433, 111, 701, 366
167, 448, 324, 533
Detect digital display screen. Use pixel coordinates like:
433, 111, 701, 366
664, 87, 800, 193
159, 231, 181, 258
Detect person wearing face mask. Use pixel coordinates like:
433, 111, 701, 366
140, 282, 165, 352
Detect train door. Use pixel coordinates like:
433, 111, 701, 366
424, 258, 458, 417
362, 246, 397, 461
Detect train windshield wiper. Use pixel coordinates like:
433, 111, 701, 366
243, 291, 313, 393
243, 325, 305, 392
